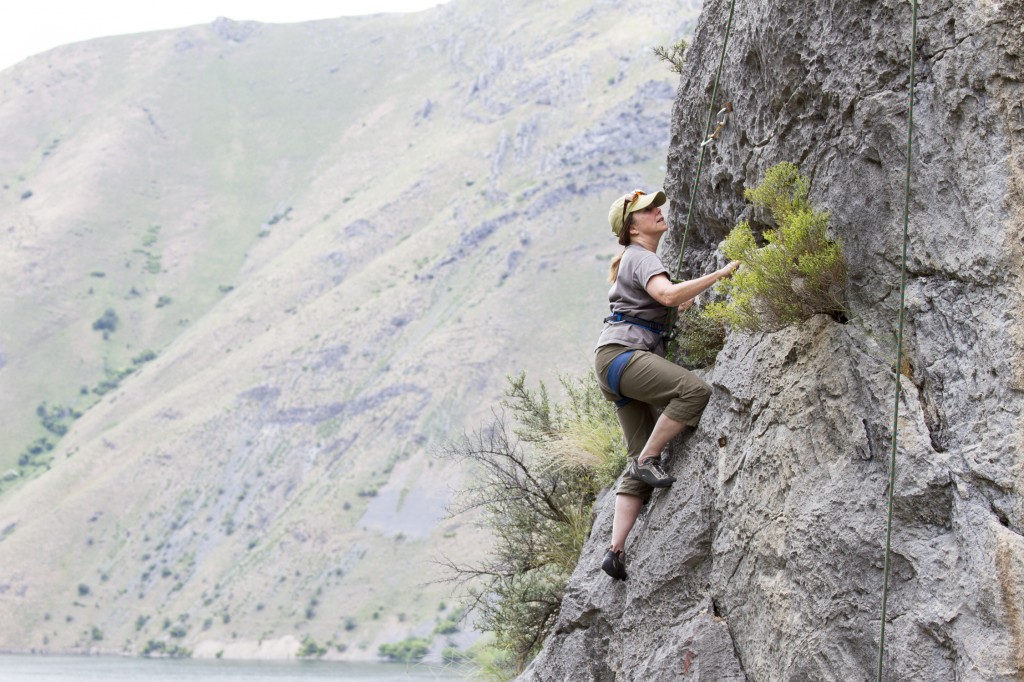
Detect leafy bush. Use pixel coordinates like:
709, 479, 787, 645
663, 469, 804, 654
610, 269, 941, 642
441, 373, 625, 676
132, 350, 157, 365
670, 305, 728, 369
706, 162, 848, 331
36, 402, 73, 437
141, 640, 191, 658
297, 636, 326, 658
142, 640, 165, 656
433, 605, 465, 635
653, 37, 689, 73
378, 636, 430, 663
92, 309, 119, 333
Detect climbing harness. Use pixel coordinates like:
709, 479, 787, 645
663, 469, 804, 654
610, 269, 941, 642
603, 312, 672, 337
606, 349, 637, 409
877, 1, 918, 679
602, 313, 670, 407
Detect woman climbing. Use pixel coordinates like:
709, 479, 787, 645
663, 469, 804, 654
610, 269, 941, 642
595, 188, 739, 581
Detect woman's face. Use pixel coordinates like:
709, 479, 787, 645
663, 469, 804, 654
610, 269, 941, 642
630, 204, 666, 238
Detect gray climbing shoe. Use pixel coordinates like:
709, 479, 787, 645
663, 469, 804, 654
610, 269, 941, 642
601, 549, 627, 581
628, 455, 676, 488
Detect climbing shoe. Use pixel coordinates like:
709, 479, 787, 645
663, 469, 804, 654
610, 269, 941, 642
628, 455, 676, 488
602, 549, 627, 581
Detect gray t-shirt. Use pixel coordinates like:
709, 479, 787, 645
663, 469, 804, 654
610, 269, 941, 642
595, 244, 670, 354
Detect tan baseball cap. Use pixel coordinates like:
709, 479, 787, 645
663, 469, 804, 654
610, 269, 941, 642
608, 189, 667, 236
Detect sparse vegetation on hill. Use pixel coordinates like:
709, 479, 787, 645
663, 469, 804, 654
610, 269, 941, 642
378, 636, 430, 663
91, 308, 119, 337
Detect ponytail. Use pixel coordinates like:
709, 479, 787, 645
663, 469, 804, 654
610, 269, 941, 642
608, 251, 624, 283
607, 214, 633, 282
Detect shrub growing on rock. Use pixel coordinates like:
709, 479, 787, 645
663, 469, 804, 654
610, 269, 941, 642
706, 162, 848, 331
670, 304, 728, 369
441, 373, 625, 676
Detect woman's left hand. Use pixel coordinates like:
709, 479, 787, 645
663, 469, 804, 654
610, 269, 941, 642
718, 260, 741, 279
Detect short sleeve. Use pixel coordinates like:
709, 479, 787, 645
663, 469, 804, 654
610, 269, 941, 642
631, 249, 669, 292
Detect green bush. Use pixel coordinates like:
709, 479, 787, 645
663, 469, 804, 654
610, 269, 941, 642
507, 373, 626, 493
141, 640, 190, 658
142, 640, 165, 656
36, 402, 72, 437
670, 305, 727, 369
132, 349, 157, 365
92, 309, 119, 333
297, 636, 326, 658
706, 162, 848, 331
433, 606, 465, 635
442, 373, 625, 675
653, 37, 689, 73
378, 637, 430, 663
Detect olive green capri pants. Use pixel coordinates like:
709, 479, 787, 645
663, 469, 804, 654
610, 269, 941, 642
594, 343, 712, 501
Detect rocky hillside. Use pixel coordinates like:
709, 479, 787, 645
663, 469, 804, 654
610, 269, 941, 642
521, 0, 1024, 679
0, 0, 702, 660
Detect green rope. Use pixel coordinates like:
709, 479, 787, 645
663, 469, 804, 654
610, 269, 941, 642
877, 1, 918, 679
665, 0, 738, 362
672, 0, 738, 282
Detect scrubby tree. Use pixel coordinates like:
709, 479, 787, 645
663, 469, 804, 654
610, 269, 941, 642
92, 308, 119, 337
440, 373, 624, 676
706, 162, 848, 331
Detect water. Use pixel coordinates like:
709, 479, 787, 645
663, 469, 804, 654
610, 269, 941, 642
0, 655, 469, 681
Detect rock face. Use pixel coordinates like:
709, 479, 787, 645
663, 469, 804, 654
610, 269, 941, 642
521, 0, 1024, 680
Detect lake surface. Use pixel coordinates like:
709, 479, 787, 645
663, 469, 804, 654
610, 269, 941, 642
0, 655, 470, 681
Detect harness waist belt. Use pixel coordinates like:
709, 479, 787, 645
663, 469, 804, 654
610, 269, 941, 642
604, 312, 670, 336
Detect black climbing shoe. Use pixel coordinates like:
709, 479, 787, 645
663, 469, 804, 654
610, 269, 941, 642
602, 549, 627, 581
628, 455, 676, 488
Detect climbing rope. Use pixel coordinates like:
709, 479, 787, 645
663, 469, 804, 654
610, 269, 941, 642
638, 0, 739, 540
664, 0, 737, 363
877, 0, 918, 679
671, 0, 738, 282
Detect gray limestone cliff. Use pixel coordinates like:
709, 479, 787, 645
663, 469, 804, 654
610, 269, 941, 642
520, 0, 1024, 679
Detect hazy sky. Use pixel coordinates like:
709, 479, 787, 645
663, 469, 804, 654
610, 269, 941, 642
0, 0, 451, 72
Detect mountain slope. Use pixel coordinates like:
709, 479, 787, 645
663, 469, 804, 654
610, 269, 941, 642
0, 0, 701, 659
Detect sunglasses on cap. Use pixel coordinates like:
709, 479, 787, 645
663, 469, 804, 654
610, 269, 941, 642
621, 190, 646, 227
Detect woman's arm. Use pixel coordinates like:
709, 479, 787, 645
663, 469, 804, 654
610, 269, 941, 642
645, 261, 740, 307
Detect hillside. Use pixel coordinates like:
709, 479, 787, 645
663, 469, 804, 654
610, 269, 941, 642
521, 0, 1024, 679
0, 0, 702, 660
